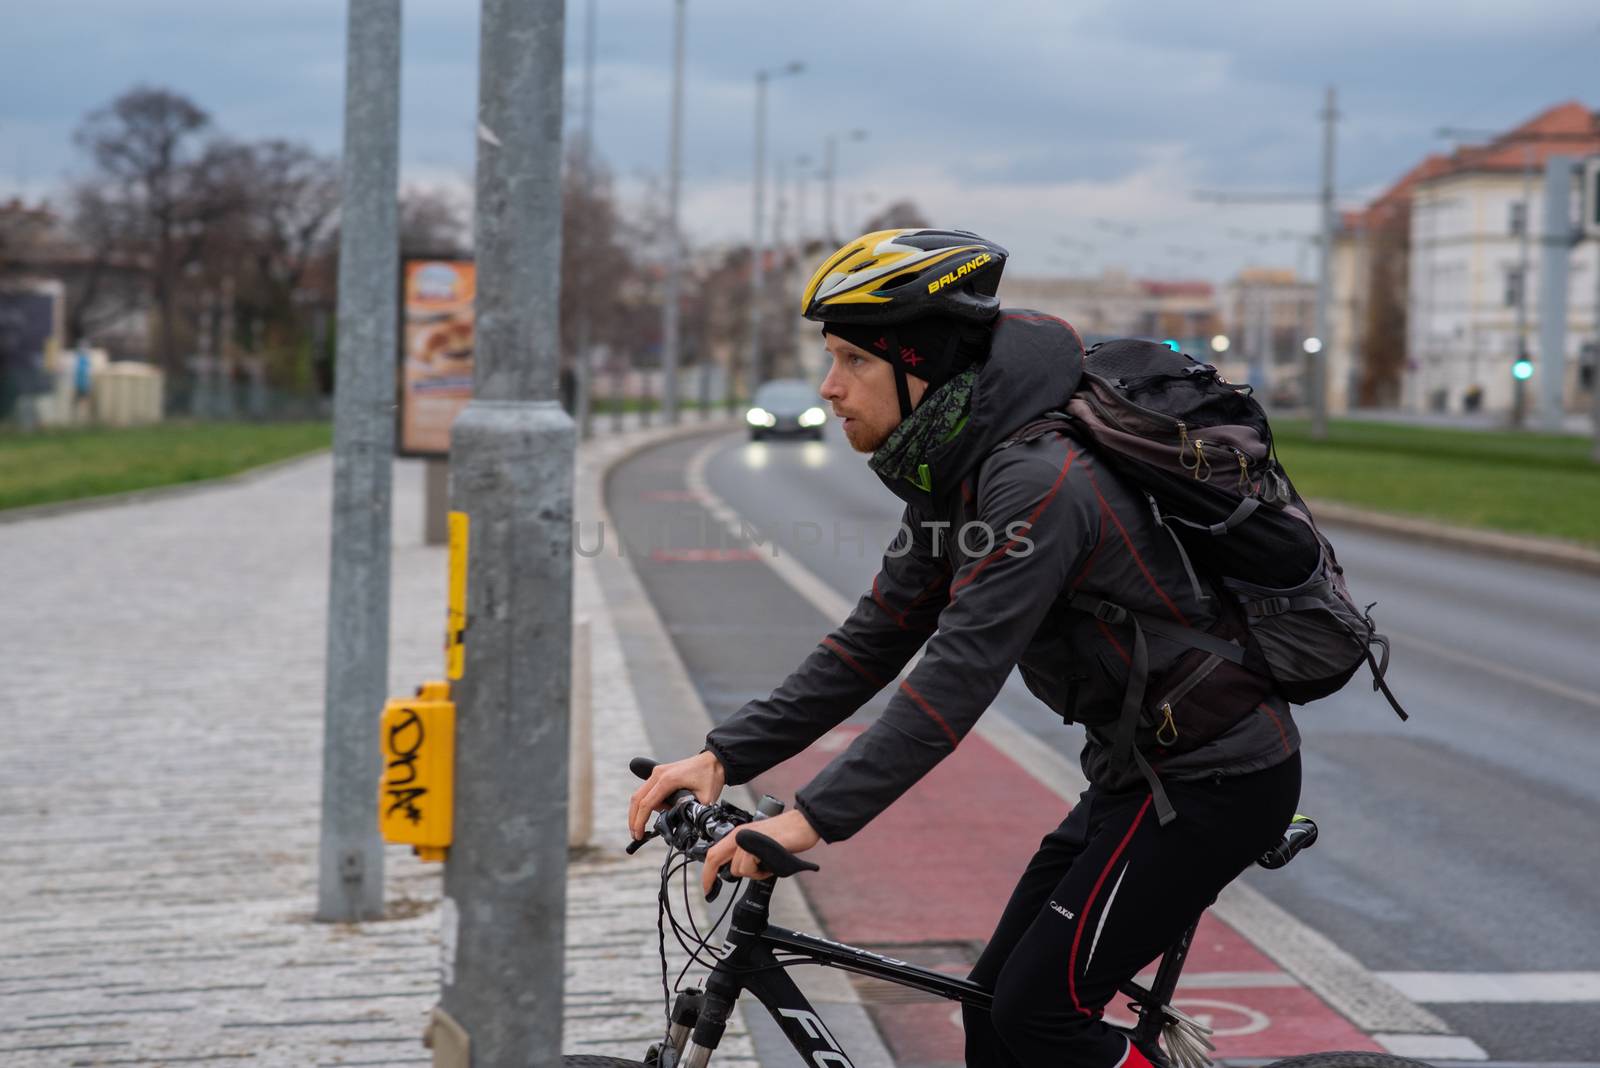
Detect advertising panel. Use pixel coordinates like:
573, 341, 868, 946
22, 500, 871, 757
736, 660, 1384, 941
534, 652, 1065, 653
399, 259, 476, 456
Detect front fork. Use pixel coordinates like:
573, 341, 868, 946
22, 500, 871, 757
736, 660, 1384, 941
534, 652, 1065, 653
651, 876, 776, 1067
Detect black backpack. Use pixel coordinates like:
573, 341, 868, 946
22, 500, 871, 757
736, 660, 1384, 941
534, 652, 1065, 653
1013, 338, 1407, 823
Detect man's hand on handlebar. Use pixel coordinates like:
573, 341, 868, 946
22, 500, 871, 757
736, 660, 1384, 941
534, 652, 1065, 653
628, 750, 727, 842
701, 808, 820, 897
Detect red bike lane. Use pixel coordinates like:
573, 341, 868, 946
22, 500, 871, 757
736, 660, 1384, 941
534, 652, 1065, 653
752, 724, 1380, 1067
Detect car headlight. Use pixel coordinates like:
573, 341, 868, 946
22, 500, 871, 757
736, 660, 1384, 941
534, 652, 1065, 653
798, 407, 826, 428
746, 407, 776, 428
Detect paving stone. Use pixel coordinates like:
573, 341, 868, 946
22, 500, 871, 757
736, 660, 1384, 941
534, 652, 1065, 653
1, 420, 755, 1065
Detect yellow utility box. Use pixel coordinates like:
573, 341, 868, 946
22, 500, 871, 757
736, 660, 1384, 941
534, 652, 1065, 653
379, 680, 455, 861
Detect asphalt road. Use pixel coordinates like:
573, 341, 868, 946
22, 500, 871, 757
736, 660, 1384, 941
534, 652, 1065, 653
606, 425, 1600, 1063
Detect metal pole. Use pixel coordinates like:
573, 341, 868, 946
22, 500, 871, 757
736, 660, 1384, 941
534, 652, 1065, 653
1592, 235, 1600, 461
440, 1, 572, 1063
795, 154, 810, 252
317, 0, 400, 924
1311, 85, 1337, 440
746, 72, 769, 396
611, 356, 623, 431
1538, 156, 1574, 433
574, 0, 597, 440
822, 132, 836, 244
1514, 147, 1534, 428
661, 0, 685, 425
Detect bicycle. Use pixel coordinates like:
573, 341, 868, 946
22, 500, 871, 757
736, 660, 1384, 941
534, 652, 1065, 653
562, 758, 1431, 1068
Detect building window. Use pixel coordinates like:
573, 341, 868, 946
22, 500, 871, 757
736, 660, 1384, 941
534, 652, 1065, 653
1504, 266, 1524, 308
1509, 201, 1527, 237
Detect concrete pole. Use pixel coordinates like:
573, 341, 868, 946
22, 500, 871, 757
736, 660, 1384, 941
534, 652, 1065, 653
660, 0, 685, 425
424, 458, 448, 545
746, 72, 769, 396
1311, 85, 1337, 440
317, 0, 400, 924
1538, 156, 1574, 433
1514, 147, 1534, 428
574, 0, 597, 441
439, 1, 572, 1064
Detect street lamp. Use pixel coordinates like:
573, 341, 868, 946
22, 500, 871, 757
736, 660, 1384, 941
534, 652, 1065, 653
822, 128, 868, 244
746, 59, 805, 397
1303, 337, 1323, 355
1211, 334, 1231, 354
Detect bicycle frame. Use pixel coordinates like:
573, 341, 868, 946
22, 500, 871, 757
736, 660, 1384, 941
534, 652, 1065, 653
666, 872, 1191, 1067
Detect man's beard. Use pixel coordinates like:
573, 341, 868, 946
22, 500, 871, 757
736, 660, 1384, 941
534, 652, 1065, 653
843, 419, 892, 454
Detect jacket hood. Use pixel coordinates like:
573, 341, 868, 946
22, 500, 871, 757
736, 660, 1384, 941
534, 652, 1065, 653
876, 309, 1085, 508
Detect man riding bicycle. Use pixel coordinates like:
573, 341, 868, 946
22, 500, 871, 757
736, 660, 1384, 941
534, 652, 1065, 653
629, 228, 1302, 1068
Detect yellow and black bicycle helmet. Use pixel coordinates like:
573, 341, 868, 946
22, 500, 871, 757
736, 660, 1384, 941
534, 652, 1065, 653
800, 228, 1009, 326
804, 229, 1008, 417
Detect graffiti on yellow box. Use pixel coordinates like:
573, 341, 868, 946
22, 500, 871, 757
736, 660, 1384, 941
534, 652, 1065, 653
379, 680, 455, 861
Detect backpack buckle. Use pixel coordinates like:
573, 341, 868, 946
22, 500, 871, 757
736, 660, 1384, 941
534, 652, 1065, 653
1092, 601, 1128, 625
1249, 597, 1293, 619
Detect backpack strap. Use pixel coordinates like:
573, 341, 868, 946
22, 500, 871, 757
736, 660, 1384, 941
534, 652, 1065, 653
1079, 597, 1176, 826
1068, 595, 1259, 828
1071, 594, 1247, 666
1162, 496, 1261, 537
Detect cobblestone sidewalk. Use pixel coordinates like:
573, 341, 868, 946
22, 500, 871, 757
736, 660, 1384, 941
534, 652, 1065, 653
1, 428, 754, 1066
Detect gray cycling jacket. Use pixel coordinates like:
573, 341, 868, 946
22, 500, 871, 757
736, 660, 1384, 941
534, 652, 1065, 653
704, 311, 1299, 843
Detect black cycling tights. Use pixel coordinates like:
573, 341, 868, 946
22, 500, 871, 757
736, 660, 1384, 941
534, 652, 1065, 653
963, 753, 1301, 1068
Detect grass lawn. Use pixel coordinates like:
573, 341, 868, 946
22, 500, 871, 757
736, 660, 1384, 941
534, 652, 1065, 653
0, 421, 332, 513
1273, 419, 1600, 549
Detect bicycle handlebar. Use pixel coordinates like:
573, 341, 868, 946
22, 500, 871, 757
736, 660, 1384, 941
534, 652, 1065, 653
628, 757, 818, 884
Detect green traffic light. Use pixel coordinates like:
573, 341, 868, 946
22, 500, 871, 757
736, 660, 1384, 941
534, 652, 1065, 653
1163, 339, 1180, 352
1513, 358, 1534, 381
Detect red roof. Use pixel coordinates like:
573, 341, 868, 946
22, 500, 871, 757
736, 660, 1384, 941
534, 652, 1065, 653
1445, 100, 1600, 173
1352, 101, 1599, 230
1139, 279, 1213, 298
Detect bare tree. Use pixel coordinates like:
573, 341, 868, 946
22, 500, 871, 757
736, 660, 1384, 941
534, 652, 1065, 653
400, 184, 471, 256
1359, 211, 1408, 407
861, 199, 932, 233
72, 86, 226, 376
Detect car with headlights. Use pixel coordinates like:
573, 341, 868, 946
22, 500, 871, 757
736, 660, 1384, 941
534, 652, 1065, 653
746, 379, 826, 441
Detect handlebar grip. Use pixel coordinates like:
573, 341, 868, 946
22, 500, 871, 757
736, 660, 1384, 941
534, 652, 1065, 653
735, 829, 820, 878
629, 757, 659, 781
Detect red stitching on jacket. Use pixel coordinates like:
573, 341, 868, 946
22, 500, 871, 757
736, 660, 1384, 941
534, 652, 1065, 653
821, 636, 887, 689
898, 679, 960, 747
1258, 701, 1291, 754
1083, 465, 1188, 625
872, 568, 950, 630
1068, 795, 1152, 1015
870, 574, 907, 628
952, 449, 1078, 596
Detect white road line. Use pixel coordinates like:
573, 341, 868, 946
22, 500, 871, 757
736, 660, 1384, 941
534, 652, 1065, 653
685, 433, 1486, 1058
1376, 972, 1600, 1003
1387, 630, 1600, 712
1375, 1034, 1493, 1060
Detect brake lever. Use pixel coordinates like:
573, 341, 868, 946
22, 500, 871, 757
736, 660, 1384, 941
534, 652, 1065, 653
625, 830, 659, 856
705, 863, 740, 903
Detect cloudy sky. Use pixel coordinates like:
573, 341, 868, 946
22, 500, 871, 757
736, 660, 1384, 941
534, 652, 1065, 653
3, 0, 1597, 284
